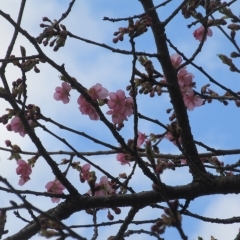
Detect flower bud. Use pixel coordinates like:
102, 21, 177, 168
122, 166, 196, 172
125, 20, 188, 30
107, 210, 114, 221
42, 17, 51, 22
112, 207, 121, 215
5, 140, 12, 147
6, 124, 12, 131
231, 52, 240, 58
112, 38, 118, 43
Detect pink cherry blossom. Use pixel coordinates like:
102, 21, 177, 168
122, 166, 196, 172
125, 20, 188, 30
193, 26, 213, 41
170, 53, 182, 68
106, 90, 133, 124
89, 176, 114, 196
81, 163, 91, 181
45, 180, 65, 203
88, 83, 108, 100
116, 153, 130, 165
107, 90, 126, 111
137, 131, 146, 147
9, 116, 26, 137
182, 91, 203, 111
106, 109, 127, 124
54, 82, 71, 104
177, 68, 194, 89
77, 95, 99, 120
16, 160, 32, 186
124, 97, 134, 117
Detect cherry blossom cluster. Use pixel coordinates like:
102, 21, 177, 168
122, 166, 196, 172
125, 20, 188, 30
170, 53, 203, 111
106, 90, 133, 125
79, 163, 115, 196
54, 82, 134, 127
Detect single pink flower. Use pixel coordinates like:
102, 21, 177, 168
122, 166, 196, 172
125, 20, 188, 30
137, 131, 146, 147
177, 68, 194, 88
16, 160, 32, 186
77, 95, 99, 120
88, 83, 108, 100
9, 116, 26, 137
45, 180, 65, 203
182, 91, 203, 111
116, 153, 130, 165
81, 163, 91, 181
107, 90, 126, 111
193, 26, 213, 41
170, 53, 182, 68
54, 82, 71, 104
89, 176, 114, 196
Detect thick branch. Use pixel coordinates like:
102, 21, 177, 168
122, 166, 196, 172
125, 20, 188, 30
5, 174, 240, 239
139, 0, 207, 180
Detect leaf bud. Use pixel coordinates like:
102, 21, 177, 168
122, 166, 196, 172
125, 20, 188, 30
20, 46, 26, 57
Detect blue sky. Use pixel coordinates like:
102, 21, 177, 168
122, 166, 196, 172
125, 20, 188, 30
0, 0, 240, 239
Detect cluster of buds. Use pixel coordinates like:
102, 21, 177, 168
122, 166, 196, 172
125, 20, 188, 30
226, 91, 240, 107
21, 58, 44, 73
201, 156, 234, 176
25, 104, 41, 121
36, 17, 68, 51
151, 199, 181, 234
4, 141, 22, 160
219, 7, 240, 40
126, 56, 164, 97
134, 79, 162, 97
182, 0, 227, 19
218, 54, 240, 73
181, 1, 205, 19
107, 207, 121, 221
155, 159, 174, 174
11, 78, 23, 99
201, 84, 240, 107
112, 15, 152, 43
219, 6, 240, 23
138, 56, 155, 77
201, 84, 221, 104
10, 45, 45, 73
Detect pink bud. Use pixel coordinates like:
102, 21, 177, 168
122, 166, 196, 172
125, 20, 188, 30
5, 140, 12, 147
